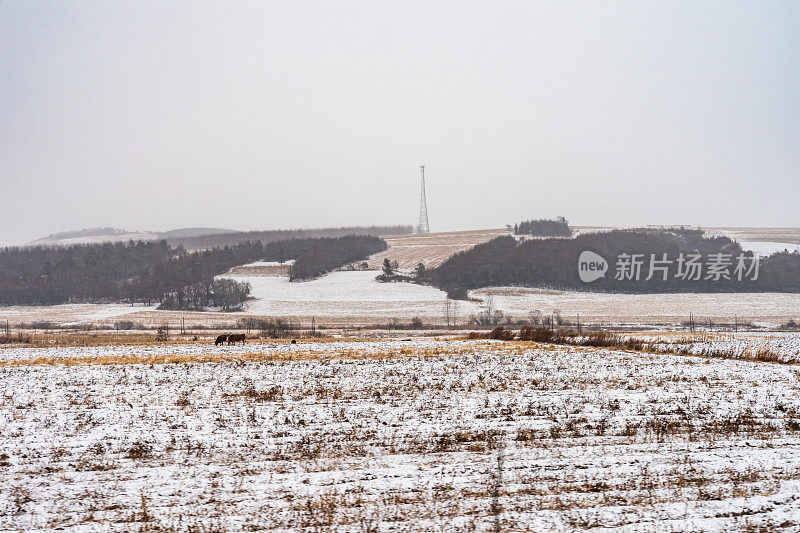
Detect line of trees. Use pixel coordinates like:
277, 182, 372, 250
141, 242, 264, 309
262, 236, 387, 280
166, 225, 411, 250
158, 278, 252, 311
513, 217, 572, 237
0, 235, 387, 308
421, 228, 800, 297
0, 240, 175, 305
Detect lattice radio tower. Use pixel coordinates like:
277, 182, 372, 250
418, 165, 430, 234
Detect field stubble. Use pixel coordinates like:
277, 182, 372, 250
2, 339, 800, 530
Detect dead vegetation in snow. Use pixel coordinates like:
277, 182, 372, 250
3, 339, 800, 530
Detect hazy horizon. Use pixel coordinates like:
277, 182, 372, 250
2, 1, 799, 246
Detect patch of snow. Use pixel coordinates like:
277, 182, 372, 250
471, 287, 800, 327
229, 271, 444, 303
240, 260, 295, 267
738, 241, 800, 255
218, 270, 470, 320
0, 303, 155, 325
28, 233, 158, 247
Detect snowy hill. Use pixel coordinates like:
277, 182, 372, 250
27, 227, 235, 247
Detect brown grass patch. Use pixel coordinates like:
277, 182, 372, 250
0, 339, 506, 367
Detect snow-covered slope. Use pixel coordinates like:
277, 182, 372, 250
221, 270, 471, 322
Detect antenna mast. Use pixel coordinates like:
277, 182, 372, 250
418, 165, 430, 234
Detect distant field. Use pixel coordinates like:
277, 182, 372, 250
704, 226, 800, 245
3, 286, 797, 329
225, 260, 293, 277
575, 226, 800, 245
29, 232, 158, 247
473, 287, 800, 327
367, 228, 509, 270
2, 227, 799, 329
0, 303, 156, 326
222, 270, 472, 326
368, 226, 800, 273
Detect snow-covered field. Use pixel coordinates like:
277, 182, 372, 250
706, 227, 800, 247
1, 284, 797, 330
223, 270, 479, 323
0, 303, 156, 326
473, 287, 800, 327
3, 283, 798, 329
738, 241, 800, 255
646, 332, 800, 364
3, 339, 800, 530
228, 271, 445, 303
27, 232, 158, 247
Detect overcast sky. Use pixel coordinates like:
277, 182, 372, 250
1, 1, 798, 245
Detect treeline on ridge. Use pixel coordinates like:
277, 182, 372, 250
0, 235, 386, 308
166, 225, 411, 250
514, 217, 572, 237
262, 236, 387, 281
0, 240, 175, 306
421, 228, 800, 297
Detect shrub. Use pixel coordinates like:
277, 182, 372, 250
257, 319, 294, 339
126, 441, 153, 460
488, 326, 515, 340
242, 385, 283, 402
519, 326, 555, 342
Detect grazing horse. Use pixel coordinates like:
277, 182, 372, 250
228, 333, 246, 345
214, 334, 229, 346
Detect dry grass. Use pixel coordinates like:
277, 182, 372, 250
0, 338, 493, 367
4, 339, 799, 530
225, 263, 290, 276
367, 228, 509, 270
3, 339, 800, 530
4, 333, 188, 348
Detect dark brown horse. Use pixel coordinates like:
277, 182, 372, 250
227, 333, 246, 345
214, 334, 229, 346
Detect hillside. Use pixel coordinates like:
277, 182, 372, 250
366, 228, 509, 270
421, 228, 800, 297
166, 225, 412, 250
29, 228, 158, 246
24, 225, 407, 249
27, 227, 235, 247
366, 226, 800, 273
